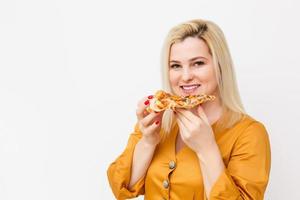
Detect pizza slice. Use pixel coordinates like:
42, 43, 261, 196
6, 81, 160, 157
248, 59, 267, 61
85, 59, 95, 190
146, 90, 215, 112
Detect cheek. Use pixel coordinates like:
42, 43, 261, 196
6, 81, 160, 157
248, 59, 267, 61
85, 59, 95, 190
169, 71, 178, 86
204, 72, 217, 84
201, 66, 216, 83
197, 67, 218, 92
204, 68, 218, 90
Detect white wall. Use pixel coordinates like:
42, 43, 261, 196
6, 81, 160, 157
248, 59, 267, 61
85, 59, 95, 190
0, 0, 299, 199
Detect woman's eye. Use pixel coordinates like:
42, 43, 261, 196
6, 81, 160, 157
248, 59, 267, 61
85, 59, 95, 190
194, 61, 205, 66
170, 64, 181, 69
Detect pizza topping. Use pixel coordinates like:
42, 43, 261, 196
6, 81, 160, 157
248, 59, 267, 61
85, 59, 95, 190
146, 90, 215, 112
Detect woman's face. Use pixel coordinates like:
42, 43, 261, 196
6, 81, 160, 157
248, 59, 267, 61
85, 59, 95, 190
169, 37, 218, 97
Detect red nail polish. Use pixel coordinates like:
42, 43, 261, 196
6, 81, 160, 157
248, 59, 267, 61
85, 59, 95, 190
155, 120, 160, 125
148, 95, 154, 99
144, 100, 149, 105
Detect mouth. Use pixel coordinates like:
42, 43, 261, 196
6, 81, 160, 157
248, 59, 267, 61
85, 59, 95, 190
180, 84, 201, 95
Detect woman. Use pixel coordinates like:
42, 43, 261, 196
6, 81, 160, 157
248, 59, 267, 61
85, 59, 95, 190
107, 19, 271, 200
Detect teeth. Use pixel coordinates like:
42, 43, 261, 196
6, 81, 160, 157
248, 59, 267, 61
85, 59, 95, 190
182, 85, 199, 90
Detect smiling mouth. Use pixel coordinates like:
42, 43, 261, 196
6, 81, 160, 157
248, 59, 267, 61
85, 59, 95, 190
180, 84, 201, 94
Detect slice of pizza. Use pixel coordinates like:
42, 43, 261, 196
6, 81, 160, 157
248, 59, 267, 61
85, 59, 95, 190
147, 90, 215, 112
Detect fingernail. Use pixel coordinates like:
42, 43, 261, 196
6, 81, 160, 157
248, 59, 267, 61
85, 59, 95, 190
154, 111, 159, 114
144, 100, 149, 105
147, 95, 154, 99
173, 111, 176, 115
155, 120, 160, 125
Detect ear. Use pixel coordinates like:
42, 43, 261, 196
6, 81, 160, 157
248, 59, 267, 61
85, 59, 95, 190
197, 105, 209, 124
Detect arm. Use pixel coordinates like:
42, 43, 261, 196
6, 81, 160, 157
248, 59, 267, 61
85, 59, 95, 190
107, 96, 163, 199
128, 137, 157, 189
196, 143, 225, 198
200, 122, 271, 200
175, 107, 271, 199
128, 96, 163, 189
107, 125, 146, 199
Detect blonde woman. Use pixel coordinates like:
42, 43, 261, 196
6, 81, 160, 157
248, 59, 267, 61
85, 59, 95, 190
107, 19, 271, 200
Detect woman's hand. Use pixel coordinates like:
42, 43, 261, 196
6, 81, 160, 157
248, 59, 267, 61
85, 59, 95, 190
175, 106, 216, 154
136, 95, 164, 147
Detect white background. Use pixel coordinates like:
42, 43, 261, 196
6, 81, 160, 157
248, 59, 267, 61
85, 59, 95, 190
0, 0, 300, 199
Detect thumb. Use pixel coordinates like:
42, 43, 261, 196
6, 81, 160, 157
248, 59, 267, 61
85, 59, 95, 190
197, 105, 209, 124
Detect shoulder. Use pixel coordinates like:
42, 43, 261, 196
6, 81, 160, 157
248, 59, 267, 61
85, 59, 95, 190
233, 114, 270, 147
237, 115, 268, 134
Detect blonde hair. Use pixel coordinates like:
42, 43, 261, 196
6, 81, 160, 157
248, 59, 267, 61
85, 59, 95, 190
160, 19, 246, 136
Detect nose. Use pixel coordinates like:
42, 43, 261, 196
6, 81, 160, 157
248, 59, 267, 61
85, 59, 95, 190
182, 67, 193, 82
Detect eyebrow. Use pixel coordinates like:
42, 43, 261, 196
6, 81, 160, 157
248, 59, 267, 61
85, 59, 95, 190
169, 56, 207, 63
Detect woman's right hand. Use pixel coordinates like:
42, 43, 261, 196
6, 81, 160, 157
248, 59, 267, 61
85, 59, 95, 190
136, 95, 164, 147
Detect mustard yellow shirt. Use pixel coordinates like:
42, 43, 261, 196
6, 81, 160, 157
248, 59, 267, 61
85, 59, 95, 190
107, 115, 271, 200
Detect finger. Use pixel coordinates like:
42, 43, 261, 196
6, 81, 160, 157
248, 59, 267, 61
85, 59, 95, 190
176, 108, 198, 123
176, 111, 194, 128
190, 107, 198, 116
140, 112, 160, 127
197, 105, 209, 124
176, 114, 189, 138
144, 119, 161, 134
136, 97, 152, 120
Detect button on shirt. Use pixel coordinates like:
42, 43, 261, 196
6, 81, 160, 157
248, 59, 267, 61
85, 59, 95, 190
162, 180, 169, 189
107, 115, 271, 200
168, 160, 176, 170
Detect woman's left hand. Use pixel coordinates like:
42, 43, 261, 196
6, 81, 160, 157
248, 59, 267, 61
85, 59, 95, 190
175, 106, 217, 154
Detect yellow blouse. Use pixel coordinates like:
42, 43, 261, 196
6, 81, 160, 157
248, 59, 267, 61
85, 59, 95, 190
107, 115, 271, 200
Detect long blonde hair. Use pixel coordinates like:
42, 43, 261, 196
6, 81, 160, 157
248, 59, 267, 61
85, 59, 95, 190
160, 19, 246, 136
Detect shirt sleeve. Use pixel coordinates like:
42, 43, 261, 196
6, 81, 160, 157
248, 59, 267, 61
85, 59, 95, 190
107, 124, 145, 200
209, 121, 271, 200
